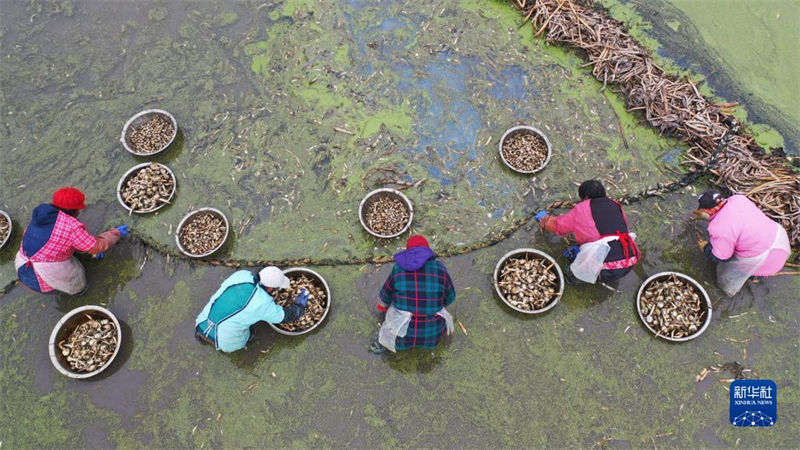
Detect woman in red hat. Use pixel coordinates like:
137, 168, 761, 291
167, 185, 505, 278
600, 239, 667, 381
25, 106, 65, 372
14, 187, 129, 295
370, 235, 456, 354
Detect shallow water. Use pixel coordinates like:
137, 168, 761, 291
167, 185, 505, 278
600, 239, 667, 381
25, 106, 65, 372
1, 0, 797, 447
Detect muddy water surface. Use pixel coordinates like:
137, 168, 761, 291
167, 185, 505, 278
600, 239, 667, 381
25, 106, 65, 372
1, 0, 797, 447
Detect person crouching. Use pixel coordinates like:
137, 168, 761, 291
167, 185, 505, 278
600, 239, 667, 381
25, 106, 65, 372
195, 266, 309, 352
15, 187, 128, 295
535, 180, 639, 284
693, 190, 790, 296
369, 235, 456, 354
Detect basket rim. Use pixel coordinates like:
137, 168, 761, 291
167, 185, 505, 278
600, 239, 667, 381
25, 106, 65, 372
498, 125, 552, 174
0, 209, 11, 250
358, 188, 414, 239
116, 162, 177, 214
268, 267, 332, 336
493, 248, 565, 314
48, 305, 122, 379
636, 271, 713, 342
175, 207, 230, 258
120, 109, 178, 157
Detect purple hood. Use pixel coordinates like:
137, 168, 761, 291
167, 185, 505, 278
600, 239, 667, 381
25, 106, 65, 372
394, 246, 436, 271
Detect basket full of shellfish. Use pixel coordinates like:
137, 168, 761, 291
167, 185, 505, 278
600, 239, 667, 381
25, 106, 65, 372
499, 125, 552, 174
268, 268, 331, 336
358, 188, 413, 239
117, 162, 177, 214
176, 208, 229, 258
0, 209, 12, 250
494, 248, 564, 314
637, 272, 712, 342
121, 109, 177, 156
48, 305, 122, 379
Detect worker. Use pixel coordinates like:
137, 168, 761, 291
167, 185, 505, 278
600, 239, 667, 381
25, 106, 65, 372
370, 235, 456, 354
14, 187, 128, 295
535, 179, 639, 284
693, 190, 790, 296
195, 266, 309, 352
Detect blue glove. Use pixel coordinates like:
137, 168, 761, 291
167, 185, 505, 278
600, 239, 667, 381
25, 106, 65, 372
563, 245, 580, 260
115, 225, 131, 236
94, 252, 105, 260
534, 210, 548, 222
294, 289, 310, 307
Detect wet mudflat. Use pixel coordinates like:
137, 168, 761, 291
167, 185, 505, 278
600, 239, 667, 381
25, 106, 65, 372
1, 0, 798, 447
0, 190, 797, 447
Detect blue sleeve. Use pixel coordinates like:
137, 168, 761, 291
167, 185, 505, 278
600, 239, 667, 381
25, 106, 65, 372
256, 290, 286, 324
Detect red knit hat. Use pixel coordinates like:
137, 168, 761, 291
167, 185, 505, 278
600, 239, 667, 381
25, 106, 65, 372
52, 187, 86, 210
406, 235, 429, 249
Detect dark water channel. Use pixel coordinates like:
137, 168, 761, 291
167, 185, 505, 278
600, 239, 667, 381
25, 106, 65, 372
1, 0, 797, 447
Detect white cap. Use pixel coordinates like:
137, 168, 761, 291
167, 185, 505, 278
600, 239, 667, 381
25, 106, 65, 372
258, 266, 290, 289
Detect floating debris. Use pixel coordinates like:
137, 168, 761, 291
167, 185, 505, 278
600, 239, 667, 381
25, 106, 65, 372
128, 115, 174, 154
0, 213, 10, 246
274, 273, 328, 332
58, 314, 117, 373
639, 274, 707, 339
178, 212, 227, 256
501, 129, 548, 172
497, 256, 559, 311
364, 194, 410, 236
120, 163, 175, 212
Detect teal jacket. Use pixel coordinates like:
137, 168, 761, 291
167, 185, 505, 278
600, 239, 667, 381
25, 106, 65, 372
195, 270, 285, 352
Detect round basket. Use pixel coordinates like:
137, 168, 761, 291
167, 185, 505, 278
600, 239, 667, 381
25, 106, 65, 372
116, 162, 177, 214
120, 109, 178, 156
498, 125, 552, 174
48, 305, 122, 379
268, 268, 331, 336
175, 208, 229, 258
358, 188, 414, 239
636, 271, 712, 342
0, 209, 12, 250
493, 248, 564, 314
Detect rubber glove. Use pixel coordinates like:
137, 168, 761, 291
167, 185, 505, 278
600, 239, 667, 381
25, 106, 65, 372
563, 245, 580, 260
534, 210, 548, 222
294, 288, 310, 307
94, 252, 105, 260
116, 225, 131, 236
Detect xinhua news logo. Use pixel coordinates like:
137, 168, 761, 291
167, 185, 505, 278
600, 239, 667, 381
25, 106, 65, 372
730, 379, 776, 427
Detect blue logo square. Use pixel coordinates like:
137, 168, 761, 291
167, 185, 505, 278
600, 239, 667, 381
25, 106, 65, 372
730, 379, 776, 427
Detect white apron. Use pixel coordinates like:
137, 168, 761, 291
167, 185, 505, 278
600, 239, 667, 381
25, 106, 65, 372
569, 233, 637, 283
378, 305, 454, 353
15, 250, 87, 295
717, 226, 790, 297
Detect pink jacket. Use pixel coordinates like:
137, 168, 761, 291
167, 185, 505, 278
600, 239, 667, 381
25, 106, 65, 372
708, 195, 789, 276
541, 199, 629, 244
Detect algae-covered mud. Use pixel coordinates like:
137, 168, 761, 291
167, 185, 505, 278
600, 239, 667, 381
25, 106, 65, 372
0, 0, 681, 269
0, 189, 797, 447
1, 0, 798, 447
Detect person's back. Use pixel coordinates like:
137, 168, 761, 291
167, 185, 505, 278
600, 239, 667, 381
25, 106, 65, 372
373, 236, 456, 353
196, 267, 307, 353
708, 195, 789, 275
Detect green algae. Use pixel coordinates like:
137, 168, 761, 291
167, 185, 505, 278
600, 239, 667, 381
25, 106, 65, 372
0, 0, 681, 269
667, 0, 799, 126
1, 1, 798, 447
596, 0, 798, 153
1, 189, 798, 447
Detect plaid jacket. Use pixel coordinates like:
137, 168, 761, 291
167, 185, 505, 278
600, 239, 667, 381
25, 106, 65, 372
18, 205, 97, 292
378, 250, 456, 350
